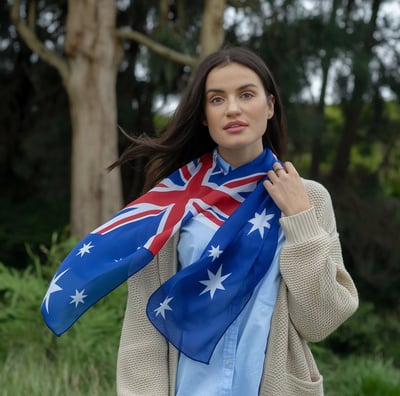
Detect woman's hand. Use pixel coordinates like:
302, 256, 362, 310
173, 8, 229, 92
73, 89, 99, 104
263, 161, 311, 216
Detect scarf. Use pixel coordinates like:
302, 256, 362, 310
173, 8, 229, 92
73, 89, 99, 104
41, 148, 281, 363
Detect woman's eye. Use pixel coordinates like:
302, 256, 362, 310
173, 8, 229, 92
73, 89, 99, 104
210, 97, 223, 104
241, 92, 254, 99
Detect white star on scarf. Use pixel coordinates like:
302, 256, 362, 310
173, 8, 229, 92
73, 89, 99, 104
154, 296, 174, 319
76, 241, 94, 257
199, 264, 231, 299
208, 245, 223, 261
70, 289, 88, 308
42, 268, 69, 313
248, 209, 275, 238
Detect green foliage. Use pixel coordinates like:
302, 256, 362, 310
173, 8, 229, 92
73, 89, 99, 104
0, 233, 127, 394
0, 231, 75, 355
311, 337, 400, 395
153, 112, 171, 134
1, 343, 116, 396
148, 26, 186, 94
319, 301, 400, 367
314, 351, 400, 396
328, 178, 400, 307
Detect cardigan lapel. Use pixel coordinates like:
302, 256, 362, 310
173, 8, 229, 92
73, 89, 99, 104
156, 233, 179, 395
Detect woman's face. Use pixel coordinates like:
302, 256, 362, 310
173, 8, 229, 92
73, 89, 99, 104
203, 62, 274, 167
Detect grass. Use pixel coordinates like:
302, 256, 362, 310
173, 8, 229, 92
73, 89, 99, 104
311, 344, 400, 395
323, 356, 400, 396
1, 343, 116, 396
0, 289, 125, 396
2, 341, 400, 395
0, 233, 127, 395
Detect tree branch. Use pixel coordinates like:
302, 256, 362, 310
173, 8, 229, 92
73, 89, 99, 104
10, 0, 69, 82
27, 0, 35, 29
227, 0, 248, 8
116, 28, 197, 68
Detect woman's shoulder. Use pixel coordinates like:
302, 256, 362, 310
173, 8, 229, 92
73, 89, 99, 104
301, 178, 336, 224
302, 178, 331, 202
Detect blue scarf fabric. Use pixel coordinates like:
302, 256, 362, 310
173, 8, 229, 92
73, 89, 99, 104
41, 148, 281, 363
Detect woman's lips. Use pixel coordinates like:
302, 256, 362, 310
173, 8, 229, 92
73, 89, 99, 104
223, 121, 248, 133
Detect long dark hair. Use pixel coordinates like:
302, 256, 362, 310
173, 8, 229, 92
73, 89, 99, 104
111, 46, 287, 191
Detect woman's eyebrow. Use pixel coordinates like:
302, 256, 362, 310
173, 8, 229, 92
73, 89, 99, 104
205, 83, 259, 95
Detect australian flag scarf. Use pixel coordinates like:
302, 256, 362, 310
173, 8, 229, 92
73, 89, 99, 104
41, 148, 281, 364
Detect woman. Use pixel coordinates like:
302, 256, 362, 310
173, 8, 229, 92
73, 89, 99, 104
114, 47, 358, 395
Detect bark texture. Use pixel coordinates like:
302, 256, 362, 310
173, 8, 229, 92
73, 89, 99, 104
64, 0, 123, 236
199, 0, 226, 58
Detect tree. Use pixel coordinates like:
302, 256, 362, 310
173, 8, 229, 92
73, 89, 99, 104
11, 0, 123, 237
330, 0, 383, 181
10, 0, 227, 237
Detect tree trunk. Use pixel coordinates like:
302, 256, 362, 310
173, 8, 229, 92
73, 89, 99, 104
331, 98, 362, 180
64, 0, 123, 237
199, 0, 226, 58
330, 0, 381, 181
309, 0, 339, 180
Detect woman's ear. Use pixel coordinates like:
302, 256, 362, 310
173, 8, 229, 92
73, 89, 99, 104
267, 94, 275, 119
202, 118, 208, 126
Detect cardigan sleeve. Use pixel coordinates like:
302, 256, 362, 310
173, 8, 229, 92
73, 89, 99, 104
116, 255, 170, 396
278, 179, 358, 342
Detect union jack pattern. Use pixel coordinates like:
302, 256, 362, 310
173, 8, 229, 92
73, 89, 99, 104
93, 153, 265, 254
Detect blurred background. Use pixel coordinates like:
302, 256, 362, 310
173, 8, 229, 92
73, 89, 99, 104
1, 1, 399, 395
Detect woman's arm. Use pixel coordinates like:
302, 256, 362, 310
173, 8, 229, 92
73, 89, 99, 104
278, 179, 358, 341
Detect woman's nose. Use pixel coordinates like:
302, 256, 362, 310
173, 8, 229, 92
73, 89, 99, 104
225, 98, 241, 116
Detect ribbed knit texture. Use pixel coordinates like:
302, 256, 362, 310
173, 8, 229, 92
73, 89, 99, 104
116, 179, 358, 396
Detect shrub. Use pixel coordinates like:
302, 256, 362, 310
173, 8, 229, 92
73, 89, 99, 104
0, 232, 128, 394
319, 301, 400, 367
322, 355, 400, 396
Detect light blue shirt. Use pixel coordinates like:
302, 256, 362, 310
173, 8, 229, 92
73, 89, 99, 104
175, 151, 284, 396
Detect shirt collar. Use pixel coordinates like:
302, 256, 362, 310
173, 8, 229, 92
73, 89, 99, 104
212, 148, 234, 175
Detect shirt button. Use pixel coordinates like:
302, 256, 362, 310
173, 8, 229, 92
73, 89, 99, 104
225, 359, 231, 366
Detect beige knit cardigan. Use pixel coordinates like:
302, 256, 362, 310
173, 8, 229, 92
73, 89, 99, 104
116, 179, 359, 396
